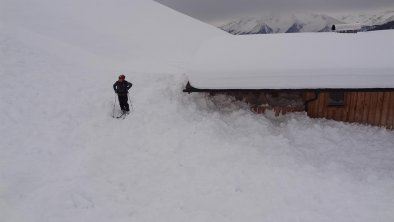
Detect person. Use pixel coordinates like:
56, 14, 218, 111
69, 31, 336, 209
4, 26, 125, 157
113, 74, 133, 113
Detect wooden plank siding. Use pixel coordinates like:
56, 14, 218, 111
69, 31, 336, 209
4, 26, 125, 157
183, 83, 394, 129
388, 93, 394, 129
305, 92, 394, 129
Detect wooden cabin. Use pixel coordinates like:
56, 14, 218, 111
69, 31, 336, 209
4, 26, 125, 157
184, 85, 394, 129
184, 30, 394, 128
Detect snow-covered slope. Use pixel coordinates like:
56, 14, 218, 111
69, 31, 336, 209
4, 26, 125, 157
0, 0, 227, 69
1, 1, 394, 222
219, 10, 394, 34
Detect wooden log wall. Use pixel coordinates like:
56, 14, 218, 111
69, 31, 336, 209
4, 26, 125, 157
218, 91, 305, 116
251, 106, 305, 116
305, 92, 394, 129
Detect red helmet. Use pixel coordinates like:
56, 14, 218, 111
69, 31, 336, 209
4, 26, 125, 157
118, 74, 125, 80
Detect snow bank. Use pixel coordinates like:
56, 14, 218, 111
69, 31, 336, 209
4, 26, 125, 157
1, 1, 394, 222
188, 31, 394, 89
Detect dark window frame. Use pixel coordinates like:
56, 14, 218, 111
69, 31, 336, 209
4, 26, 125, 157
327, 91, 345, 107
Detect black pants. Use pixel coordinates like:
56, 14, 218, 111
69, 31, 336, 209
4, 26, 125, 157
118, 94, 129, 111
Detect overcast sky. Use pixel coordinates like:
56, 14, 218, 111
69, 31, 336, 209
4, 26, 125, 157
155, 0, 394, 24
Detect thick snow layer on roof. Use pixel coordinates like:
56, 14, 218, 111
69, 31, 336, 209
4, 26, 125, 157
334, 23, 363, 31
188, 30, 394, 89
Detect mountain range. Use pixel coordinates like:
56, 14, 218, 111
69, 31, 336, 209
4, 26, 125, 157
219, 10, 394, 34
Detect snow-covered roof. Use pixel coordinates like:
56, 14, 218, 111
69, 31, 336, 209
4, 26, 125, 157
187, 30, 394, 90
334, 23, 363, 31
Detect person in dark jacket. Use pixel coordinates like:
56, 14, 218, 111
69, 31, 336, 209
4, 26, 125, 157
113, 74, 133, 113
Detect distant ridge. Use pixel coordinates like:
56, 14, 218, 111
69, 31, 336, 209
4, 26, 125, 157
219, 10, 394, 34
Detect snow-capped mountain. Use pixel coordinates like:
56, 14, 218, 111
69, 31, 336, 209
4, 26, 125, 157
369, 20, 394, 31
220, 13, 343, 34
220, 18, 274, 34
337, 9, 394, 25
219, 10, 394, 34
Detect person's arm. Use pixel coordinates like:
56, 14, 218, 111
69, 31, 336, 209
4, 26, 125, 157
113, 82, 118, 93
127, 82, 133, 90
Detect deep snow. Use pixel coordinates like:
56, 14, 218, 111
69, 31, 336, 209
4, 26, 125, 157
188, 31, 394, 89
1, 1, 394, 222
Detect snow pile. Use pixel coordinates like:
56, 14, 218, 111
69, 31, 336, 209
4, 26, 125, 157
1, 1, 394, 222
188, 31, 394, 89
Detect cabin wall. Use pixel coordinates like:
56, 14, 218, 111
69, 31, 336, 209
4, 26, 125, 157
305, 92, 394, 129
212, 91, 305, 115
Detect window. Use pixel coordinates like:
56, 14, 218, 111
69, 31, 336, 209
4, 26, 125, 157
328, 92, 345, 106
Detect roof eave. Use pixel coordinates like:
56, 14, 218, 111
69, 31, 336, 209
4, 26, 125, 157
183, 82, 394, 93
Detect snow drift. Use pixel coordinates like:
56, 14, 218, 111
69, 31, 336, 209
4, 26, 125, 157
1, 1, 394, 222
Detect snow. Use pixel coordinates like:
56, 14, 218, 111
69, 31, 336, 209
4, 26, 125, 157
218, 9, 394, 34
334, 9, 394, 26
0, 0, 227, 70
220, 13, 343, 34
1, 1, 394, 222
334, 23, 363, 31
188, 31, 394, 89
